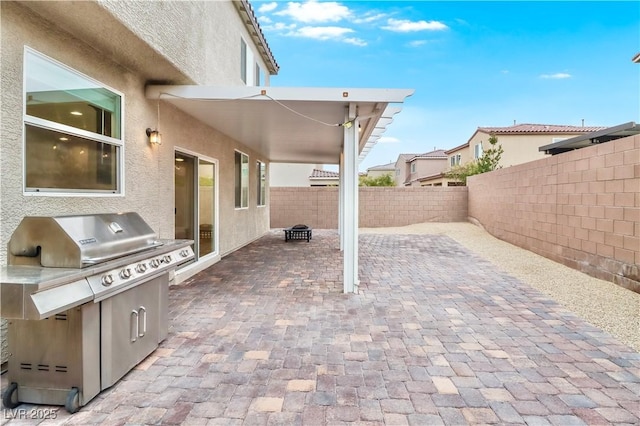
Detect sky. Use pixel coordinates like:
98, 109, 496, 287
253, 0, 640, 171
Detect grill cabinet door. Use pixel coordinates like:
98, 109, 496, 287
100, 274, 166, 389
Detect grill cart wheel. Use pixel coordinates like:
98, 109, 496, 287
2, 382, 19, 409
65, 387, 80, 413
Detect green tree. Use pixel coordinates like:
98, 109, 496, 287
359, 173, 395, 187
444, 134, 503, 185
476, 134, 503, 173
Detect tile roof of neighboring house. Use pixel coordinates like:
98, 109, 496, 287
396, 154, 419, 164
309, 169, 339, 179
446, 123, 608, 154
367, 162, 396, 171
407, 149, 448, 161
477, 123, 607, 134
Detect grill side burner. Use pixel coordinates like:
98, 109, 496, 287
1, 212, 194, 413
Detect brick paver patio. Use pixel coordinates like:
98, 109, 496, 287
2, 230, 639, 425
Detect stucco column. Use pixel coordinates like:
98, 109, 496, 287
342, 104, 359, 294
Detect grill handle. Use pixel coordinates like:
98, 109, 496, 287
138, 306, 147, 338
130, 310, 139, 342
83, 241, 164, 265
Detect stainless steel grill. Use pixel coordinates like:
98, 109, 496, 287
1, 212, 194, 413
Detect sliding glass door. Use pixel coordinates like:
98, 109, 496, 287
175, 151, 218, 260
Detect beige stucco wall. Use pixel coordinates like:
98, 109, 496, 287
468, 132, 568, 167
1, 1, 274, 365
367, 169, 394, 179
468, 134, 639, 292
17, 1, 272, 87
269, 163, 317, 187
270, 187, 468, 229
405, 158, 448, 186
0, 2, 270, 266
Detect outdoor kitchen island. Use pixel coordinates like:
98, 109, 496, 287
0, 213, 194, 413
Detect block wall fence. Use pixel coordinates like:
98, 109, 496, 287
270, 186, 468, 229
467, 134, 639, 292
269, 135, 638, 292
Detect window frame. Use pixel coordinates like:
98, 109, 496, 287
255, 63, 262, 86
474, 143, 484, 159
22, 47, 125, 197
234, 150, 249, 209
240, 38, 247, 84
410, 162, 416, 173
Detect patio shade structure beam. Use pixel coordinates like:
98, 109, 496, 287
145, 84, 414, 294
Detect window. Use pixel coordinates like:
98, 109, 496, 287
24, 48, 123, 194
234, 151, 249, 208
410, 163, 416, 173
255, 64, 262, 86
474, 143, 484, 159
450, 154, 461, 167
240, 39, 247, 84
395, 168, 400, 176
257, 161, 266, 206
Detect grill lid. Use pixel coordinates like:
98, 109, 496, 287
8, 212, 161, 268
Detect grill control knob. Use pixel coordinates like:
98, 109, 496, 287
180, 249, 190, 258
136, 263, 148, 273
101, 274, 114, 286
163, 255, 172, 263
149, 259, 161, 268
119, 268, 132, 279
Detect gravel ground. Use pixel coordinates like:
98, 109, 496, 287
360, 222, 640, 353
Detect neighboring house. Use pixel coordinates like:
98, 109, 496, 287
366, 162, 395, 179
1, 0, 413, 298
393, 153, 419, 186
309, 169, 340, 186
448, 123, 607, 168
402, 149, 449, 187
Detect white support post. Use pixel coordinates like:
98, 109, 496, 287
342, 104, 359, 294
338, 151, 344, 250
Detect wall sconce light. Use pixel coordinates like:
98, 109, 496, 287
146, 128, 162, 145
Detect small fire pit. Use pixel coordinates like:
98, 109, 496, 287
284, 224, 312, 242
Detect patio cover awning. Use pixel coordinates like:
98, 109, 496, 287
145, 85, 414, 293
145, 86, 413, 164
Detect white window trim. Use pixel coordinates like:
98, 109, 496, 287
22, 47, 125, 197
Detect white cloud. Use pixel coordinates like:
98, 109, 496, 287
258, 2, 278, 13
275, 1, 351, 23
294, 26, 355, 41
353, 13, 387, 25
408, 40, 428, 47
378, 136, 400, 144
263, 22, 297, 32
382, 18, 448, 32
540, 73, 572, 79
344, 37, 367, 46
